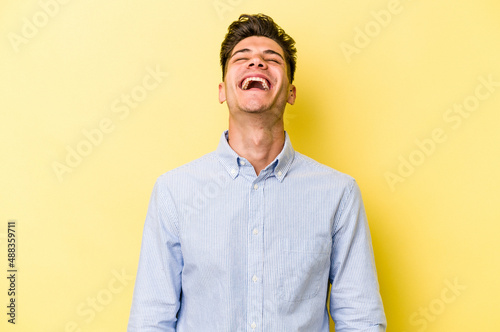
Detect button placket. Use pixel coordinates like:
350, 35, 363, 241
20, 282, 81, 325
247, 178, 264, 332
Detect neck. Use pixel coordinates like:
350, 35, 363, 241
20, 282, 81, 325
227, 114, 285, 176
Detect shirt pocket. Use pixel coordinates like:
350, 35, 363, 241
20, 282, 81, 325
277, 238, 330, 302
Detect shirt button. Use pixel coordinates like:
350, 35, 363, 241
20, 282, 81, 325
251, 322, 256, 329
240, 160, 246, 166
231, 169, 236, 174
252, 228, 258, 235
252, 275, 258, 282
277, 171, 282, 176
253, 184, 258, 190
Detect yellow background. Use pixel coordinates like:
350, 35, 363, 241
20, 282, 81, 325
1, 0, 499, 331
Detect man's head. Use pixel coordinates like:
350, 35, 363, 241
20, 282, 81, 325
220, 14, 297, 83
218, 14, 297, 116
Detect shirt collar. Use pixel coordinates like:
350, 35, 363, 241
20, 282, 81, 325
215, 130, 295, 182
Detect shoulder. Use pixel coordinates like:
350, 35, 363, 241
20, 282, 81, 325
292, 151, 356, 189
155, 152, 219, 187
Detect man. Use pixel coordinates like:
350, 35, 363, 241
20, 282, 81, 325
128, 14, 386, 331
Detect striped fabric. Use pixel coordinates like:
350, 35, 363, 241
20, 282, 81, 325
128, 131, 386, 332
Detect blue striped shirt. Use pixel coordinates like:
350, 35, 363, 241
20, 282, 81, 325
128, 131, 386, 331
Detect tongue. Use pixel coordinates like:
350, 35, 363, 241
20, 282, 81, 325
247, 81, 265, 90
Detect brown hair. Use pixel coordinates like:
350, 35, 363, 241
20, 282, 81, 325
220, 14, 297, 83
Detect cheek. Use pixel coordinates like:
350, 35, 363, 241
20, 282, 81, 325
226, 72, 241, 89
272, 67, 288, 85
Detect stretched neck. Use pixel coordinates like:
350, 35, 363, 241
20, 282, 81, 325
227, 114, 285, 176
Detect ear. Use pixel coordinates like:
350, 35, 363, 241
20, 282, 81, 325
218, 82, 226, 104
287, 85, 296, 105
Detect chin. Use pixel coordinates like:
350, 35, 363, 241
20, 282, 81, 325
241, 105, 269, 114
240, 101, 269, 113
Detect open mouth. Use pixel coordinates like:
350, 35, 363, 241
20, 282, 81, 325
240, 76, 271, 91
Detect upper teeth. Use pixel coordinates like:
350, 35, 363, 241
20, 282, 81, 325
242, 77, 269, 90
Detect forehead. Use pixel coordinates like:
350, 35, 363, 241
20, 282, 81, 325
231, 36, 284, 57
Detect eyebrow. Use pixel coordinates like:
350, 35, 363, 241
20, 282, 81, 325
230, 48, 284, 60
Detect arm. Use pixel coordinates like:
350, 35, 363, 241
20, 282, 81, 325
128, 179, 183, 331
329, 179, 387, 331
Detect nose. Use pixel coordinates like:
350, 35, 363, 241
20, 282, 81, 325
248, 55, 267, 69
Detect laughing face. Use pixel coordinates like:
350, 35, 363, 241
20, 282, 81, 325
219, 36, 296, 119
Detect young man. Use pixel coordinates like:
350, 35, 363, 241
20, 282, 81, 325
128, 14, 386, 331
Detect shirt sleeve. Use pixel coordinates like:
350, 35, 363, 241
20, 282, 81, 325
128, 178, 183, 331
329, 179, 387, 331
